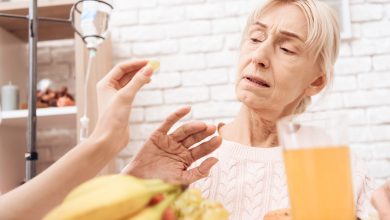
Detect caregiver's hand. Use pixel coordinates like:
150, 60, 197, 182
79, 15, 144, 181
91, 60, 153, 153
371, 180, 390, 220
122, 106, 222, 185
96, 59, 150, 116
0, 60, 155, 220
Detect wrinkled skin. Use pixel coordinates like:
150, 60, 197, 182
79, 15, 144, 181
371, 182, 390, 220
122, 106, 221, 185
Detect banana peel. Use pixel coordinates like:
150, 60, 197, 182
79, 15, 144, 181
44, 175, 180, 220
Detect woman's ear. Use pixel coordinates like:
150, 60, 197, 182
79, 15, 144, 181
305, 74, 327, 96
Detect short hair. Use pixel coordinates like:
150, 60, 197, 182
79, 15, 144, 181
241, 0, 341, 113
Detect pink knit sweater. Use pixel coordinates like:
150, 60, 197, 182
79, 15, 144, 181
190, 139, 375, 220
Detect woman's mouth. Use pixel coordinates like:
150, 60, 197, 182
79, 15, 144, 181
244, 76, 271, 88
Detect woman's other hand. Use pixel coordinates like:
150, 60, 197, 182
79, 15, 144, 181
122, 106, 222, 185
371, 181, 390, 220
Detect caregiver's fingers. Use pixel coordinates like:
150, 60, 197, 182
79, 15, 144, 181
181, 125, 216, 148
118, 60, 160, 88
156, 106, 192, 134
102, 59, 148, 83
118, 71, 137, 88
117, 65, 154, 103
182, 157, 219, 185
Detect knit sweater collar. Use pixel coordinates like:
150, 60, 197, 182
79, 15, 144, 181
216, 122, 283, 162
217, 139, 283, 162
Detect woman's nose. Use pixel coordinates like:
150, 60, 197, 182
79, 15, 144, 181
254, 57, 269, 69
251, 43, 271, 69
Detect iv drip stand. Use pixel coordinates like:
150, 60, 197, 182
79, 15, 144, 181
0, 0, 70, 181
26, 0, 38, 181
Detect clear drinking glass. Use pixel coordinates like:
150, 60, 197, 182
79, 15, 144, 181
277, 113, 355, 220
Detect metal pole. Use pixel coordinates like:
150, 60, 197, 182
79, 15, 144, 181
26, 0, 38, 181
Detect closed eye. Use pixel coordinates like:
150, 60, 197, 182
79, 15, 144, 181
281, 47, 295, 55
250, 38, 261, 43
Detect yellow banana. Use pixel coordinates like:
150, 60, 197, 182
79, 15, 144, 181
125, 191, 180, 220
44, 175, 178, 220
63, 175, 144, 202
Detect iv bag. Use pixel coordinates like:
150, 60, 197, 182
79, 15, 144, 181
79, 0, 112, 49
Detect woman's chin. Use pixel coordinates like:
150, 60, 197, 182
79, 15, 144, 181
237, 92, 268, 109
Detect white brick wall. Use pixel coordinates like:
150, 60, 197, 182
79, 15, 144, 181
164, 86, 210, 104
180, 36, 224, 53
34, 0, 390, 186
132, 40, 179, 56
350, 4, 384, 22
133, 90, 163, 106
334, 57, 372, 75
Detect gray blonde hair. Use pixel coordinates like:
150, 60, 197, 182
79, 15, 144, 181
242, 0, 341, 114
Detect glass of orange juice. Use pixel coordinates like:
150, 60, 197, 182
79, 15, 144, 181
277, 113, 355, 220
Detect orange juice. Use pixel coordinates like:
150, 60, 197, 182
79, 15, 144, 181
283, 146, 355, 220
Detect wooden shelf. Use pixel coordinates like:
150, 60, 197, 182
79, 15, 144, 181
1, 106, 77, 129
0, 0, 75, 42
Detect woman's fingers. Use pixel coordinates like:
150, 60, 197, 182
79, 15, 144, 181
188, 136, 221, 161
170, 121, 207, 143
156, 106, 192, 134
372, 185, 390, 219
183, 157, 219, 184
181, 125, 216, 148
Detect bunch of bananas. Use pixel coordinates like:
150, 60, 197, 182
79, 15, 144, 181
44, 175, 228, 220
173, 189, 229, 220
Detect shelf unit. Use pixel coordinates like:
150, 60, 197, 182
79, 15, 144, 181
0, 0, 112, 193
1, 106, 77, 129
0, 0, 75, 41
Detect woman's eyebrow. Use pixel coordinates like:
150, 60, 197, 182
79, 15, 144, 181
253, 21, 304, 43
279, 30, 304, 43
253, 21, 267, 29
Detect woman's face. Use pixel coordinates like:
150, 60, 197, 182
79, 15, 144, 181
236, 3, 323, 116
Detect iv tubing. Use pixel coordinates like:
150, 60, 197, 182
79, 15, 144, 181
80, 49, 96, 141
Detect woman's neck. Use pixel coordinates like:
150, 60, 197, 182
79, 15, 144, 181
220, 105, 279, 147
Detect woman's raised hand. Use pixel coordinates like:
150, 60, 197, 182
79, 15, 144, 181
122, 106, 222, 185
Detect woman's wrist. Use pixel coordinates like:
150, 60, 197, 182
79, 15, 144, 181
120, 158, 145, 178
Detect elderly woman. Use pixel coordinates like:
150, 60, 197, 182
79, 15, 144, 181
190, 0, 373, 219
